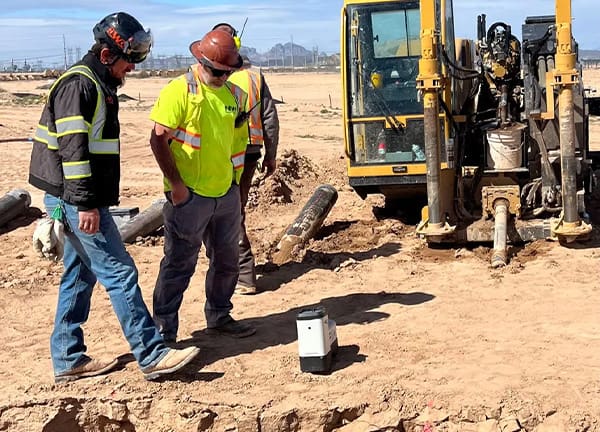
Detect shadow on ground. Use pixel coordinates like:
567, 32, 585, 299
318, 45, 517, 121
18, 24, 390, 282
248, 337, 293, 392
257, 242, 402, 291
180, 291, 434, 373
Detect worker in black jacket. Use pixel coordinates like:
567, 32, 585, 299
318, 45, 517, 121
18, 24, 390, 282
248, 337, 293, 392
28, 11, 199, 383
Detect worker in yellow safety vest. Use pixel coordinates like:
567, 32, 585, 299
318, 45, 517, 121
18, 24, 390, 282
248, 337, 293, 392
213, 23, 280, 295
149, 29, 256, 340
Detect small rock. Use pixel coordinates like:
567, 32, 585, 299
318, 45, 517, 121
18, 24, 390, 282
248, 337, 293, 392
196, 410, 217, 431
499, 418, 521, 432
416, 406, 449, 425
477, 419, 500, 432
533, 413, 569, 432
98, 400, 128, 422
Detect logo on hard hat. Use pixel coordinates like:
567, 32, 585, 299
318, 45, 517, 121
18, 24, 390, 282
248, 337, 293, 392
107, 27, 126, 49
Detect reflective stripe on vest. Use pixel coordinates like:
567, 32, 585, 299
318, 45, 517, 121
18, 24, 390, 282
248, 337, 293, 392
34, 65, 120, 156
186, 71, 199, 95
229, 70, 264, 146
170, 72, 204, 150
246, 71, 264, 145
178, 69, 246, 180
224, 81, 246, 170
231, 151, 245, 169
172, 126, 202, 149
178, 71, 246, 171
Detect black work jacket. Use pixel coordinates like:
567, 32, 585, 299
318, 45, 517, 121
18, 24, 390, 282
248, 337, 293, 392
28, 52, 121, 210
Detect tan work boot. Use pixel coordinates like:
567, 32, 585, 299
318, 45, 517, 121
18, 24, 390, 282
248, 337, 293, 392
235, 283, 257, 295
54, 357, 119, 383
142, 346, 200, 381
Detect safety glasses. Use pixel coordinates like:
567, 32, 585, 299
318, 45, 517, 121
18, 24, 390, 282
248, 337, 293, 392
199, 59, 232, 78
121, 29, 153, 63
207, 65, 232, 78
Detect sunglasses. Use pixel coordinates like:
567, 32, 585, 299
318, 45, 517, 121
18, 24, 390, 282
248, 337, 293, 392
206, 64, 232, 78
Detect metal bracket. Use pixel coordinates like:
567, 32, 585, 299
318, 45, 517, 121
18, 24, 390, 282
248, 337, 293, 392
481, 185, 521, 218
551, 68, 579, 87
551, 213, 592, 243
416, 219, 456, 242
416, 76, 442, 91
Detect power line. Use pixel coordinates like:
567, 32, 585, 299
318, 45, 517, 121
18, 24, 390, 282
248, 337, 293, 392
0, 53, 64, 63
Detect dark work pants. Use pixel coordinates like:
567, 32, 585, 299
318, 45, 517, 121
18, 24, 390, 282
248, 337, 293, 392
153, 185, 241, 339
238, 153, 260, 287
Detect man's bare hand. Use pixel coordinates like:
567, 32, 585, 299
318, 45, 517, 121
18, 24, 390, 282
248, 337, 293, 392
171, 182, 191, 206
79, 209, 100, 234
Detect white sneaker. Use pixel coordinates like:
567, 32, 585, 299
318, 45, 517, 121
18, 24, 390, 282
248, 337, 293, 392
142, 346, 200, 380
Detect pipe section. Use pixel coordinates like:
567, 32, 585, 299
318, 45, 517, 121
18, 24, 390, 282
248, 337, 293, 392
0, 189, 31, 227
491, 199, 509, 268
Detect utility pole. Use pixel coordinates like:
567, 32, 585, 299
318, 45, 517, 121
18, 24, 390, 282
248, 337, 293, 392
290, 35, 294, 72
62, 34, 67, 70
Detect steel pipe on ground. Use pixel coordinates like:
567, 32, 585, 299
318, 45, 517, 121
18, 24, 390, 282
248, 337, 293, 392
118, 198, 166, 243
491, 199, 509, 268
272, 184, 338, 264
0, 189, 31, 227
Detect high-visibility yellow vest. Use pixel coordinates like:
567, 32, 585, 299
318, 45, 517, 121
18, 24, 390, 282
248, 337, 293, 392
228, 69, 264, 146
150, 65, 248, 197
34, 64, 120, 180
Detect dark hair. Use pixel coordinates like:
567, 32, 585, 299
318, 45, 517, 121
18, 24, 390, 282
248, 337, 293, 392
90, 41, 121, 65
90, 41, 110, 57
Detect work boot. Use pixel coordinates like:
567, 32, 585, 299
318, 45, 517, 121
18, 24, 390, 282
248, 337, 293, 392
54, 357, 119, 383
235, 282, 257, 295
142, 346, 200, 381
206, 316, 256, 338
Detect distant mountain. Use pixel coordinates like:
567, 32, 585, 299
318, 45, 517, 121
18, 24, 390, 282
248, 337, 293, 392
136, 39, 338, 71
241, 42, 332, 67
581, 49, 600, 60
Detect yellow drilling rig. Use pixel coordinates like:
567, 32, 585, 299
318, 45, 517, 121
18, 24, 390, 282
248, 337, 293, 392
341, 0, 595, 266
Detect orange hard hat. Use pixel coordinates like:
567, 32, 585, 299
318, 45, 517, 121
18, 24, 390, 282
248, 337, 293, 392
189, 30, 242, 71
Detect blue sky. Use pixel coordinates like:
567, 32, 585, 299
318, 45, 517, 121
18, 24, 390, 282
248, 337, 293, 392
0, 0, 597, 68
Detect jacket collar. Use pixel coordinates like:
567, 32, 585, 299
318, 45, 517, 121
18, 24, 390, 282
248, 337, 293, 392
81, 52, 120, 90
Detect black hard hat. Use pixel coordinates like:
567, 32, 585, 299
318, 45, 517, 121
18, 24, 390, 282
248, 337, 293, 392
93, 12, 152, 63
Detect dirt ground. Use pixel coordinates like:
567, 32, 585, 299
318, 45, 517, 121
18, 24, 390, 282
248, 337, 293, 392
0, 68, 600, 432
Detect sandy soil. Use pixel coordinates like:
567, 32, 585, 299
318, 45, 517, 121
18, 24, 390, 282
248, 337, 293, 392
0, 69, 600, 432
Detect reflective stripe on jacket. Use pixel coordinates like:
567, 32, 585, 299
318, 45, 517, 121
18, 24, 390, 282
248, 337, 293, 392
28, 53, 121, 209
34, 65, 119, 180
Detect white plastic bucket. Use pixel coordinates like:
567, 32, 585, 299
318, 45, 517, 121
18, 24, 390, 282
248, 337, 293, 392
486, 124, 525, 170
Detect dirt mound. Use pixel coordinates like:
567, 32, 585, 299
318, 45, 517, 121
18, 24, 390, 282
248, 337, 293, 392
312, 218, 405, 254
409, 238, 554, 270
248, 149, 320, 208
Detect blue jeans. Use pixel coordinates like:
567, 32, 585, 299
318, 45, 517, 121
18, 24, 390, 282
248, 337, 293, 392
153, 185, 241, 339
45, 194, 168, 376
